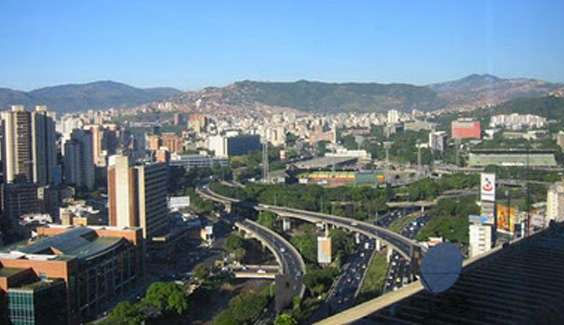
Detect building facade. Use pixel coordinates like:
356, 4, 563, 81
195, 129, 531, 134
0, 225, 144, 325
428, 131, 448, 152
108, 155, 168, 239
469, 224, 493, 258
169, 153, 228, 171
1, 106, 33, 183
31, 106, 57, 186
63, 129, 95, 190
547, 182, 564, 222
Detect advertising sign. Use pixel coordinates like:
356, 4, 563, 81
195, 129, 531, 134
468, 214, 494, 225
496, 204, 518, 233
317, 236, 332, 264
481, 173, 496, 202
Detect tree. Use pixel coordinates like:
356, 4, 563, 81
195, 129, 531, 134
144, 282, 189, 315
104, 301, 144, 325
225, 233, 245, 252
193, 263, 210, 280
257, 211, 277, 229
275, 313, 298, 325
233, 247, 246, 261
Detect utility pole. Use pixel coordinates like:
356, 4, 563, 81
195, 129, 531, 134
526, 143, 531, 237
262, 141, 269, 183
455, 138, 461, 167
417, 142, 422, 172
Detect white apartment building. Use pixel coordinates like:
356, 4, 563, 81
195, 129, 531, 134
387, 109, 400, 125
428, 131, 448, 152
469, 224, 493, 258
547, 182, 564, 223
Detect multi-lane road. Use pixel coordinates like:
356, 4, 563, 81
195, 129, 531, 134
382, 214, 430, 293
327, 237, 374, 312
235, 219, 306, 299
198, 185, 419, 260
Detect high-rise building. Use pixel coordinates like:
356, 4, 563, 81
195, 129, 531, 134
428, 131, 448, 152
1, 105, 33, 183
1, 182, 41, 222
88, 125, 104, 166
387, 109, 400, 125
63, 129, 95, 190
469, 223, 493, 257
547, 182, 564, 222
31, 106, 57, 185
160, 132, 183, 153
108, 155, 168, 239
135, 162, 168, 239
188, 114, 207, 133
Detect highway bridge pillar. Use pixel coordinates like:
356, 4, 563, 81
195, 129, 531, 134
282, 218, 291, 231
225, 202, 232, 213
375, 238, 382, 251
386, 246, 393, 263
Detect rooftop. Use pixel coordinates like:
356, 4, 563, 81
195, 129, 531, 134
3, 227, 124, 261
0, 267, 27, 278
357, 222, 564, 324
468, 152, 557, 167
9, 278, 65, 292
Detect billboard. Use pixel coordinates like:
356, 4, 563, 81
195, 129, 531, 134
468, 214, 494, 225
451, 120, 481, 139
496, 204, 518, 233
317, 236, 332, 264
480, 173, 496, 202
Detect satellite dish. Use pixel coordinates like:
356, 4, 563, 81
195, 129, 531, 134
419, 242, 463, 294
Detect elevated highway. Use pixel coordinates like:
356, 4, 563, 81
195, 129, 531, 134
234, 219, 306, 302
233, 265, 280, 279
198, 186, 423, 261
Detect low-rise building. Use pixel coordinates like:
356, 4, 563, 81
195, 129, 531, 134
547, 182, 564, 223
0, 225, 144, 324
469, 223, 493, 258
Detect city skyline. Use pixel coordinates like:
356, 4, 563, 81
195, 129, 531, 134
1, 1, 564, 90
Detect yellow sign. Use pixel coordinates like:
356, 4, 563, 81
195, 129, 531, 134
496, 204, 518, 232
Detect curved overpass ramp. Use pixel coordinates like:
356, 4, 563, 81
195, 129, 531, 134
235, 219, 306, 302
198, 186, 422, 261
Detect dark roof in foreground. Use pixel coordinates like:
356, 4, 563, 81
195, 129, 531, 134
11, 227, 123, 261
360, 223, 564, 325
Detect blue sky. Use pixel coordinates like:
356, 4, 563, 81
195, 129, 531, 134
1, 0, 563, 90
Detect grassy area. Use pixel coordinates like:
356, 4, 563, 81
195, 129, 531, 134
414, 196, 479, 246
357, 252, 388, 302
388, 213, 419, 233
415, 215, 470, 245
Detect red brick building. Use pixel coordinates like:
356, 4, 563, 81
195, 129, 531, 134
0, 225, 144, 324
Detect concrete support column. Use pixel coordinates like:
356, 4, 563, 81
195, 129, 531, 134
282, 218, 291, 231
355, 233, 361, 245
225, 202, 232, 213
387, 246, 393, 263
375, 238, 382, 251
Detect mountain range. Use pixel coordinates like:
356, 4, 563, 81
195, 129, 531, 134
0, 81, 181, 113
1, 75, 562, 114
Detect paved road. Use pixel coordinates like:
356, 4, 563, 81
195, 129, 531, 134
198, 186, 420, 260
382, 214, 430, 293
236, 219, 306, 299
327, 237, 374, 312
